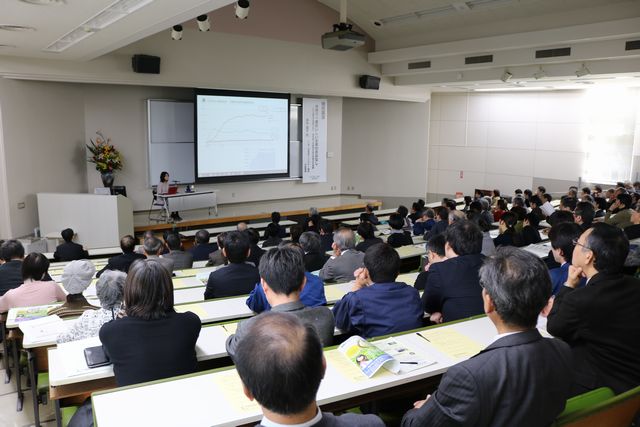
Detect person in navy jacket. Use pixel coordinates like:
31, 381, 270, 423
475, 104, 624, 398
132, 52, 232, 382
204, 231, 259, 299
188, 230, 218, 262
548, 222, 585, 295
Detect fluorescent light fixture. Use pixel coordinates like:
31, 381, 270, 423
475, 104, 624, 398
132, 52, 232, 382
197, 15, 210, 32
533, 67, 546, 80
18, 0, 65, 4
576, 63, 591, 78
475, 86, 552, 92
0, 25, 36, 32
500, 70, 513, 82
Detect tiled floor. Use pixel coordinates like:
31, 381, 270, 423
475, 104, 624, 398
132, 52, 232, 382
0, 362, 57, 427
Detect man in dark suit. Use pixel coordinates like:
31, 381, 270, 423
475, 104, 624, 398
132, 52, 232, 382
244, 228, 265, 267
424, 206, 448, 240
299, 232, 329, 272
422, 220, 485, 323
53, 228, 89, 262
188, 230, 218, 262
318, 220, 334, 252
234, 312, 385, 427
402, 247, 573, 427
96, 235, 145, 277
547, 223, 640, 395
0, 240, 25, 296
163, 233, 193, 270
204, 231, 260, 299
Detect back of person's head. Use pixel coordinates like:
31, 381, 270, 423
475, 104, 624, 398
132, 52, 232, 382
142, 230, 155, 240
119, 235, 137, 253
289, 225, 303, 243
125, 259, 174, 320
492, 189, 501, 197
445, 199, 457, 211
585, 223, 629, 275
445, 220, 483, 256
538, 185, 546, 194
480, 197, 491, 211
0, 240, 25, 261
359, 212, 371, 223
143, 236, 163, 255
21, 253, 50, 281
397, 205, 409, 218
426, 233, 446, 258
299, 231, 321, 254
434, 206, 449, 222
411, 202, 421, 212
561, 196, 577, 211
512, 196, 525, 208
388, 213, 404, 230
224, 231, 251, 263
319, 220, 333, 235
525, 212, 541, 227
365, 204, 374, 213
479, 247, 551, 329
548, 210, 575, 227
530, 195, 543, 207
549, 222, 582, 262
235, 312, 323, 415
309, 207, 319, 217
574, 202, 595, 225
61, 228, 74, 242
464, 195, 472, 205
364, 243, 400, 283
468, 201, 483, 214
237, 222, 248, 232
96, 270, 125, 310
617, 193, 632, 208
258, 246, 305, 295
271, 211, 281, 224
356, 222, 375, 240
510, 205, 527, 221
61, 260, 96, 295
195, 230, 210, 245
418, 199, 425, 209
264, 223, 280, 239
467, 211, 491, 232
245, 228, 260, 245
216, 232, 226, 249
165, 233, 182, 251
496, 199, 508, 211
543, 193, 552, 203
333, 227, 356, 251
515, 189, 523, 195
449, 210, 466, 224
524, 189, 533, 198
500, 211, 517, 230
594, 185, 603, 193
425, 208, 435, 219
582, 187, 591, 195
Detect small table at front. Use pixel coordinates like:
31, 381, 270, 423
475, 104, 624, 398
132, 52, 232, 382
156, 190, 218, 219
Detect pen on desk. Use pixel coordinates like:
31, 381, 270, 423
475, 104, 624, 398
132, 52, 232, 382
416, 332, 430, 342
400, 362, 418, 365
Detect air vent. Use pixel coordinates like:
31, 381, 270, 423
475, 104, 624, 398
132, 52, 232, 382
465, 54, 493, 65
408, 61, 431, 70
626, 40, 640, 51
535, 47, 571, 58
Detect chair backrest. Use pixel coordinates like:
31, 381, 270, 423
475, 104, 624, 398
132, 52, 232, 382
554, 385, 640, 427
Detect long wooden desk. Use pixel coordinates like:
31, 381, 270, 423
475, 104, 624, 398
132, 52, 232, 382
180, 220, 296, 238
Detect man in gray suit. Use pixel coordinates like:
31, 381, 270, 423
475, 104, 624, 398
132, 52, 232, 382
142, 236, 174, 274
226, 246, 334, 357
162, 233, 193, 270
402, 247, 573, 427
319, 227, 364, 283
234, 312, 384, 427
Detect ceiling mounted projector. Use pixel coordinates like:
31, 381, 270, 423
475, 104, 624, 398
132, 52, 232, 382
322, 0, 365, 51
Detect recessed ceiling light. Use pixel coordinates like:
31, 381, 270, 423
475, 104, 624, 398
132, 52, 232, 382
0, 44, 17, 48
0, 25, 36, 31
18, 0, 65, 4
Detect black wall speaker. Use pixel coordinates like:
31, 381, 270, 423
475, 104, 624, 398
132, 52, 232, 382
359, 75, 380, 90
132, 55, 161, 74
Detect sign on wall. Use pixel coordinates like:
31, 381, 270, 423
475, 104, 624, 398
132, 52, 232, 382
302, 98, 327, 183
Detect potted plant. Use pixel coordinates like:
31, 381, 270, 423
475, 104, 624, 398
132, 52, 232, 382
87, 131, 123, 188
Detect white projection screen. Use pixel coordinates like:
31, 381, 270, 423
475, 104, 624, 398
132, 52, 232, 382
195, 89, 290, 183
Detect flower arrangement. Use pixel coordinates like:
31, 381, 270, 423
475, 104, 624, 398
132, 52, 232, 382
86, 131, 123, 173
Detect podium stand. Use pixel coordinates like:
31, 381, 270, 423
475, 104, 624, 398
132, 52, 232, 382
37, 193, 133, 249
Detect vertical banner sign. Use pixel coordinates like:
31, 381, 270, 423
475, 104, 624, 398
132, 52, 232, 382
302, 98, 328, 183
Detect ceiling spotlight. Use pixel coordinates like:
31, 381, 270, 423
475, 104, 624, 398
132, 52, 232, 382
575, 63, 591, 78
171, 25, 183, 41
501, 70, 513, 83
533, 67, 546, 80
196, 14, 210, 31
235, 0, 249, 19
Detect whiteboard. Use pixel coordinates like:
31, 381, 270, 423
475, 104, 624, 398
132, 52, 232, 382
147, 100, 195, 185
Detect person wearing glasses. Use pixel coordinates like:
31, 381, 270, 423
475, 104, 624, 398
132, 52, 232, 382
547, 223, 640, 395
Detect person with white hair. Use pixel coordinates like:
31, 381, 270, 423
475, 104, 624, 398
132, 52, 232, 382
57, 270, 126, 343
48, 260, 98, 319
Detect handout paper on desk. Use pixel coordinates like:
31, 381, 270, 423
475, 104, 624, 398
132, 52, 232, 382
19, 315, 64, 343
13, 305, 56, 323
211, 369, 260, 414
522, 244, 551, 259
324, 282, 352, 302
417, 328, 483, 360
541, 201, 555, 217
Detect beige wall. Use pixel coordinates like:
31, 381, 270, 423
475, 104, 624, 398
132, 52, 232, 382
341, 97, 430, 199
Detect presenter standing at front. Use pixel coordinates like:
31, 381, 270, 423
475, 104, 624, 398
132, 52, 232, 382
158, 171, 181, 221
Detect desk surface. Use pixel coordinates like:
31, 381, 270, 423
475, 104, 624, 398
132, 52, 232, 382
180, 220, 296, 238
92, 316, 496, 427
157, 190, 215, 199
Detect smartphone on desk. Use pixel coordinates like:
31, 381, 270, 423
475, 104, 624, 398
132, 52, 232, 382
84, 346, 111, 368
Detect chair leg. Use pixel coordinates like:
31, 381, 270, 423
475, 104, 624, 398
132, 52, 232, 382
27, 349, 41, 427
12, 340, 23, 411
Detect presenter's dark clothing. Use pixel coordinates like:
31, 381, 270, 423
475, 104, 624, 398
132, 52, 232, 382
386, 231, 413, 248
401, 330, 572, 427
0, 260, 23, 297
355, 237, 383, 253
188, 243, 218, 262
204, 262, 260, 299
270, 222, 287, 238
422, 254, 484, 322
53, 241, 89, 262
247, 244, 265, 268
100, 311, 201, 387
96, 252, 146, 277
547, 272, 640, 394
304, 251, 329, 272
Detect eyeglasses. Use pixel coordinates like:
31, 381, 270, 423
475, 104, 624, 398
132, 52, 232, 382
572, 238, 592, 251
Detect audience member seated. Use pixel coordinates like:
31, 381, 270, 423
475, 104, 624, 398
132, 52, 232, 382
467, 211, 496, 256
521, 212, 542, 245
0, 240, 26, 296
269, 211, 287, 238
529, 195, 544, 219
408, 201, 422, 224
53, 228, 89, 262
162, 233, 193, 270
448, 209, 466, 224
364, 203, 380, 225
96, 235, 145, 278
188, 230, 218, 262
594, 196, 607, 218
386, 213, 413, 248
402, 247, 572, 427
573, 201, 595, 232
479, 198, 495, 226
493, 199, 508, 222
207, 232, 227, 267
624, 206, 640, 240
100, 259, 201, 387
245, 228, 266, 267
204, 231, 260, 299
414, 234, 446, 291
548, 222, 585, 295
237, 222, 248, 232
48, 260, 98, 318
57, 270, 125, 343
304, 207, 321, 233
0, 253, 65, 312
299, 232, 329, 272
547, 223, 640, 395
355, 222, 383, 253
605, 192, 633, 229
234, 312, 385, 427
559, 195, 578, 212
262, 223, 283, 248
424, 206, 448, 240
288, 224, 304, 245
493, 211, 524, 247
422, 220, 485, 323
536, 185, 547, 199
397, 205, 413, 231
142, 236, 174, 274
318, 220, 334, 252
319, 227, 364, 283
228, 246, 334, 357
412, 209, 435, 236
333, 243, 422, 338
